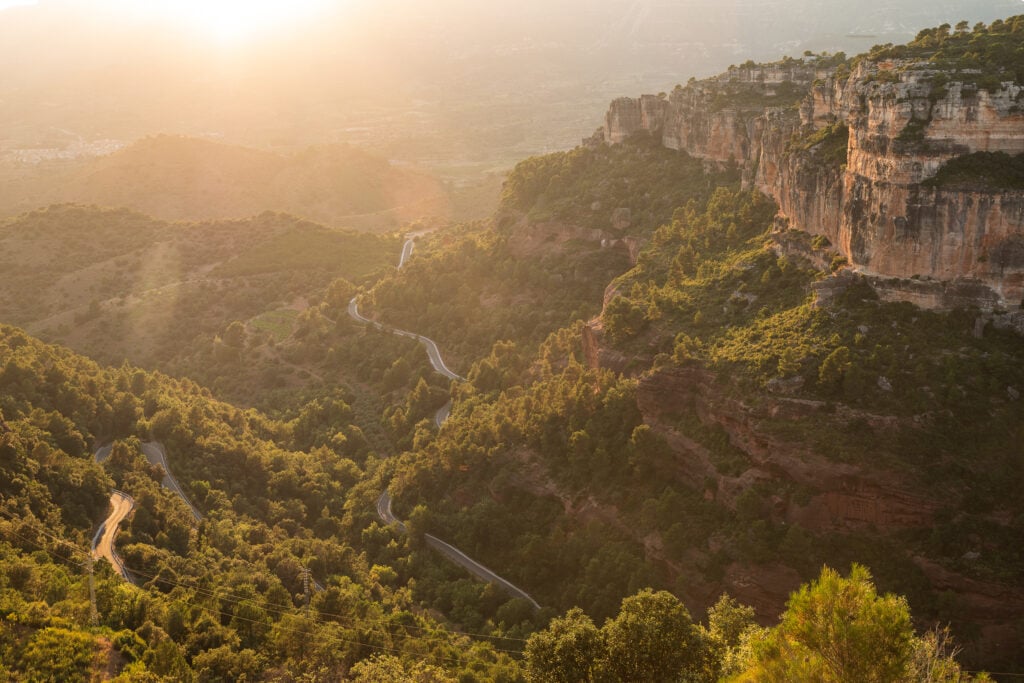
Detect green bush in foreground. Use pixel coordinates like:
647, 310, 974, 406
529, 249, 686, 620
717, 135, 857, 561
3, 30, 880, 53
525, 566, 988, 682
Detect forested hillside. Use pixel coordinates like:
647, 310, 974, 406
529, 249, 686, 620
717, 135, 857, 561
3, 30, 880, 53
364, 135, 1024, 670
364, 137, 737, 370
0, 325, 986, 680
0, 205, 410, 406
2, 15, 1022, 681
0, 325, 525, 681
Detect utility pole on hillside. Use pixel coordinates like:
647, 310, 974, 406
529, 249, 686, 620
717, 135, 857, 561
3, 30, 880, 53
301, 566, 311, 619
87, 555, 98, 627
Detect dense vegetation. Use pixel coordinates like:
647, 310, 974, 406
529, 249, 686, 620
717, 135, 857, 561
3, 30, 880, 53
672, 51, 855, 115
600, 189, 1024, 500
790, 123, 849, 170
369, 162, 1023, 673
362, 138, 738, 369
0, 205, 406, 406
365, 224, 630, 372
868, 15, 1024, 89
3, 14, 1023, 680
0, 309, 989, 680
498, 134, 735, 235
706, 78, 809, 112
525, 567, 987, 682
923, 151, 1024, 190
0, 325, 525, 680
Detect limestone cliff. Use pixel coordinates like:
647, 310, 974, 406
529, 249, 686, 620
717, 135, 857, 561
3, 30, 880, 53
604, 58, 1024, 309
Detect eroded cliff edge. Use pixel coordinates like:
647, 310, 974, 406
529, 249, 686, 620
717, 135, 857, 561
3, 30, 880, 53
602, 55, 1024, 310
582, 25, 1024, 663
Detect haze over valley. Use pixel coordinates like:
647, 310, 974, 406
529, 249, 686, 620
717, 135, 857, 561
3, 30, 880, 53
1, 1, 1023, 681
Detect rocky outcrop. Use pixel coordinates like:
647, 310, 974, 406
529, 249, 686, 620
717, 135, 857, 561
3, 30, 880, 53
505, 217, 638, 263
605, 95, 670, 144
629, 362, 1022, 657
604, 59, 1024, 310
635, 365, 938, 531
582, 315, 650, 375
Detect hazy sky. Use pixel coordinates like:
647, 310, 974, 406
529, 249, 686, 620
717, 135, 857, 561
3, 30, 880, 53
3, 0, 1021, 160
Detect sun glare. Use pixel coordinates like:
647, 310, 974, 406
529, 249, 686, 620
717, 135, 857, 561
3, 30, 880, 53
115, 0, 329, 44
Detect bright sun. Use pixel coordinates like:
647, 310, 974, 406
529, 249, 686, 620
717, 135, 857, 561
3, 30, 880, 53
116, 0, 330, 44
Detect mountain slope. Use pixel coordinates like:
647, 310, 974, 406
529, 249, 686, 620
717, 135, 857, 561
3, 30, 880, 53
0, 204, 404, 403
0, 324, 524, 680
365, 23, 1024, 668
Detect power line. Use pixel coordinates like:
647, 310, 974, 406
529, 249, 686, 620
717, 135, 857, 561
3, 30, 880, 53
14, 512, 1021, 678
1, 526, 515, 666
0, 524, 86, 568
118, 561, 525, 654
117, 555, 527, 647
0, 507, 91, 558
87, 555, 98, 627
0, 510, 528, 648
0, 526, 524, 666
185, 598, 513, 668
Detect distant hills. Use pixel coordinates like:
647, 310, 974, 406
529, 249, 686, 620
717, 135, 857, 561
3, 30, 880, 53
2, 1, 1020, 169
0, 136, 449, 231
0, 204, 402, 400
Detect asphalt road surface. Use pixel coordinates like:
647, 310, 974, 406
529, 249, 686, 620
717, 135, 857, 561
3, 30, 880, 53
141, 442, 203, 521
424, 534, 541, 610
347, 296, 464, 381
358, 234, 540, 610
91, 490, 134, 582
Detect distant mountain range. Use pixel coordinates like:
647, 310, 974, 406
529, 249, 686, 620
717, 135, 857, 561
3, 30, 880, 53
2, 0, 1019, 167
0, 135, 448, 230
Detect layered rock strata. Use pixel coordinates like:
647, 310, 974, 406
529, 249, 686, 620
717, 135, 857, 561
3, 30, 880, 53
604, 61, 1024, 309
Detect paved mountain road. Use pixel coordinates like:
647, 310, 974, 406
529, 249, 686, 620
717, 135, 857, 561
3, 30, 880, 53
347, 298, 464, 382
96, 442, 202, 521
91, 490, 134, 582
352, 234, 541, 610
95, 442, 325, 591
398, 238, 415, 268
424, 535, 541, 610
376, 491, 405, 531
140, 442, 203, 521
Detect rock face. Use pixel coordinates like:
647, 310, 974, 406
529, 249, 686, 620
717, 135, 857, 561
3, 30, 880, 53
604, 60, 1024, 310
635, 366, 938, 532
631, 362, 1022, 660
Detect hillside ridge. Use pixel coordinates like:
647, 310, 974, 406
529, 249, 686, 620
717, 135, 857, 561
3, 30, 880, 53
602, 17, 1024, 311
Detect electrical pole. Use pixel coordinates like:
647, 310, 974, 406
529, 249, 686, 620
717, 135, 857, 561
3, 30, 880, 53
87, 555, 98, 627
301, 566, 311, 619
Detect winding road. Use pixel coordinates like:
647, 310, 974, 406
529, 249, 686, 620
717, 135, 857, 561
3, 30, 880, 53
96, 441, 201, 521
140, 442, 203, 521
347, 298, 464, 382
91, 490, 134, 582
92, 441, 198, 582
398, 238, 416, 268
376, 491, 405, 531
424, 535, 540, 610
89, 232, 531, 606
96, 441, 327, 592
352, 234, 541, 610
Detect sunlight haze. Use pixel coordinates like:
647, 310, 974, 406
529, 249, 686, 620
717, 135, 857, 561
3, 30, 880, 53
106, 0, 334, 44
1, 0, 1024, 679
3, 0, 1019, 163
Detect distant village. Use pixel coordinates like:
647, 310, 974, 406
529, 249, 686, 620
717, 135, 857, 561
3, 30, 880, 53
3, 137, 125, 164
